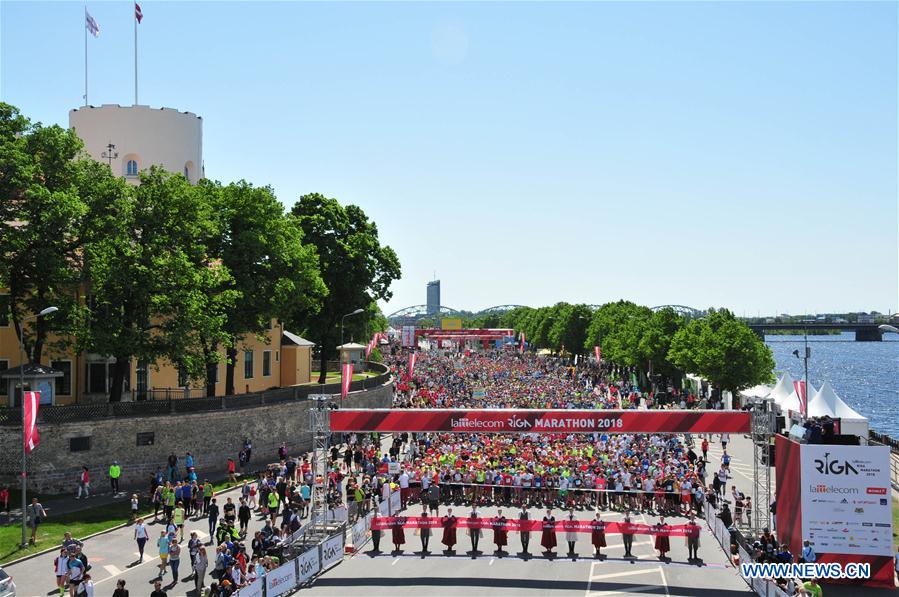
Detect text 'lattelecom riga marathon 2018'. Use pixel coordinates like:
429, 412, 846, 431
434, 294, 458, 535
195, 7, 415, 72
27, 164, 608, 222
741, 562, 871, 580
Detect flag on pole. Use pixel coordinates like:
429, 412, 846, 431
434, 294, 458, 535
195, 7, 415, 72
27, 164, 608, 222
86, 10, 100, 37
135, 2, 143, 23
24, 391, 40, 453
408, 352, 417, 377
793, 380, 807, 417
340, 362, 353, 401
594, 345, 601, 363
519, 332, 526, 354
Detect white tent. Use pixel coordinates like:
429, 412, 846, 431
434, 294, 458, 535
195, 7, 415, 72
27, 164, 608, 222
780, 380, 817, 415
807, 382, 869, 438
740, 384, 773, 399
770, 372, 796, 407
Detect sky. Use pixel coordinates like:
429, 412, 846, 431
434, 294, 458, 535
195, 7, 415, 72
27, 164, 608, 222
2, 1, 897, 317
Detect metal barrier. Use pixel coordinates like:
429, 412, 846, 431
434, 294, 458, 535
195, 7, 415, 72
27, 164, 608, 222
237, 528, 347, 596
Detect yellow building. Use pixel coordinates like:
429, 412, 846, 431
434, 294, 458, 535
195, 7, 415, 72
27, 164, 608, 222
0, 298, 314, 404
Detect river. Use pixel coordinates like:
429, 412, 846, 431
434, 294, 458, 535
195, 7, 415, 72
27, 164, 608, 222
766, 332, 899, 435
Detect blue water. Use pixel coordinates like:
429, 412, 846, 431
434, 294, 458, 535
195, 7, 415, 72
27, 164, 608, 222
766, 332, 899, 435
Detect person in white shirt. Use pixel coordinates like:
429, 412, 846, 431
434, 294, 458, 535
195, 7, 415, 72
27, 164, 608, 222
399, 471, 411, 508
800, 540, 816, 563
75, 574, 93, 597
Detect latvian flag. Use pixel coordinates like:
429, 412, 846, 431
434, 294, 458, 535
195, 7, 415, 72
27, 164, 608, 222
135, 2, 143, 23
793, 380, 808, 417
86, 10, 100, 37
594, 345, 601, 363
408, 352, 417, 377
519, 332, 526, 353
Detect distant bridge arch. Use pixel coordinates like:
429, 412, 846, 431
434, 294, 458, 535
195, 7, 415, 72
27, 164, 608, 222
651, 305, 706, 318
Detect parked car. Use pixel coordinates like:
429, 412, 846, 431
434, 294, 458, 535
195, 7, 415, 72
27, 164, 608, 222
0, 566, 14, 597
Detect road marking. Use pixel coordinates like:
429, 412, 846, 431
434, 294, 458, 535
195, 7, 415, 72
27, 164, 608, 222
588, 584, 663, 595
590, 568, 663, 581
489, 557, 495, 566
602, 540, 653, 550
658, 564, 671, 597
391, 557, 400, 566
103, 564, 122, 577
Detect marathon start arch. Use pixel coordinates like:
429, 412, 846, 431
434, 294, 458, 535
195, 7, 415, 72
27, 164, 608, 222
330, 409, 750, 434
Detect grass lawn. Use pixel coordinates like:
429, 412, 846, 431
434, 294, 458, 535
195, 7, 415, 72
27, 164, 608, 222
0, 478, 242, 565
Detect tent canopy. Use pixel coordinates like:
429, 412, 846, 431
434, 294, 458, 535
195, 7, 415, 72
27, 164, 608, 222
770, 372, 796, 406
807, 382, 867, 421
741, 384, 773, 399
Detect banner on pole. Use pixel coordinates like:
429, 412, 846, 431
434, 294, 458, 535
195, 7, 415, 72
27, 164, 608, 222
340, 362, 353, 401
330, 408, 750, 434
24, 391, 40, 453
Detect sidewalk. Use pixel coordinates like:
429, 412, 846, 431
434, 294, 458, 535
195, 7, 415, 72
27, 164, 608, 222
0, 489, 132, 526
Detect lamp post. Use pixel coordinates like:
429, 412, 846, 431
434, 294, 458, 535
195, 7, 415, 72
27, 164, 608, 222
340, 308, 365, 347
17, 306, 57, 548
792, 322, 810, 418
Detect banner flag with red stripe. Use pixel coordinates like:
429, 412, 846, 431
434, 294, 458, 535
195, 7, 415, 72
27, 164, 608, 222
24, 391, 40, 453
408, 352, 417, 377
793, 380, 807, 417
341, 362, 353, 401
519, 332, 525, 353
594, 345, 601, 362
135, 2, 143, 23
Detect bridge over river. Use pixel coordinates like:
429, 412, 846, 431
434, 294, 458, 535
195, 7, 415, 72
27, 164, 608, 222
749, 322, 887, 341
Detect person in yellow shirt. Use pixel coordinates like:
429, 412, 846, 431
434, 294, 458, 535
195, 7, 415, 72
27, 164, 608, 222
109, 461, 122, 495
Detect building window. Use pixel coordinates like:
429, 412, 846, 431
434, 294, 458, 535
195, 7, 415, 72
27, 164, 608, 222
87, 362, 106, 394
263, 351, 272, 377
244, 350, 254, 379
0, 294, 9, 327
52, 360, 72, 396
69, 437, 91, 452
136, 360, 149, 400
177, 364, 189, 387
184, 166, 189, 178
0, 360, 7, 395
126, 159, 138, 176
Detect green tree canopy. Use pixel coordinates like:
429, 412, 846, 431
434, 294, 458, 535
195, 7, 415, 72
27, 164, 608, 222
289, 193, 401, 383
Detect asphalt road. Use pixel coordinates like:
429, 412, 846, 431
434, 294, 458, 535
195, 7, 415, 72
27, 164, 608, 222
307, 507, 752, 597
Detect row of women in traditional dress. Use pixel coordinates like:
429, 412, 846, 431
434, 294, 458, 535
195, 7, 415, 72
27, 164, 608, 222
376, 509, 688, 559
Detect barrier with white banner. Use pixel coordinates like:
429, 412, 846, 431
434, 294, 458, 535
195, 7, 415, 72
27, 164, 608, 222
237, 577, 264, 597
389, 488, 401, 512
265, 558, 297, 597
326, 505, 348, 522
297, 546, 321, 585
321, 533, 344, 570
350, 512, 373, 552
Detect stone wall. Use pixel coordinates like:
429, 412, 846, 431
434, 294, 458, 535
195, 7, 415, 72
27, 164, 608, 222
0, 381, 393, 494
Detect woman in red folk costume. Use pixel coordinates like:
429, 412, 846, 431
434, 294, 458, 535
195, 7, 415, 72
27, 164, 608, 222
654, 516, 670, 559
591, 512, 606, 558
441, 508, 458, 554
541, 509, 557, 556
492, 509, 508, 556
391, 516, 406, 553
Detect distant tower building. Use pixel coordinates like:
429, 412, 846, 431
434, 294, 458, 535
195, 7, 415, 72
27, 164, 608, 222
426, 280, 441, 315
69, 104, 203, 185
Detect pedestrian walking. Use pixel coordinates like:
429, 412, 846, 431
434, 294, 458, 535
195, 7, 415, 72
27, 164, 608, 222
112, 579, 128, 597
26, 496, 46, 545
129, 494, 139, 521
108, 461, 121, 495
168, 537, 181, 582
54, 548, 68, 597
207, 498, 219, 540
193, 545, 208, 593
76, 467, 90, 499
157, 530, 169, 578
74, 573, 93, 597
134, 518, 149, 563
149, 579, 167, 597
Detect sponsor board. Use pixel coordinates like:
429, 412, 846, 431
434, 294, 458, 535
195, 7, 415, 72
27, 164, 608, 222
238, 578, 264, 597
321, 534, 344, 569
352, 517, 369, 550
801, 444, 893, 557
266, 559, 297, 597
297, 547, 320, 584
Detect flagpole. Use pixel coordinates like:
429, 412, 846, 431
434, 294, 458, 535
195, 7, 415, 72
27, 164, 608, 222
84, 5, 88, 106
134, 4, 138, 105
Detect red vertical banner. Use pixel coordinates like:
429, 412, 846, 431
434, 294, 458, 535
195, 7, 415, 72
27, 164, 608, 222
24, 391, 40, 453
519, 332, 526, 353
341, 362, 353, 401
408, 352, 417, 377
594, 346, 601, 362
793, 381, 807, 417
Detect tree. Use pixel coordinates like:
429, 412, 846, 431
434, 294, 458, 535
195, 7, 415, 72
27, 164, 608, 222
547, 303, 591, 355
0, 104, 88, 363
669, 308, 775, 401
207, 181, 325, 395
290, 194, 401, 383
639, 307, 686, 385
81, 168, 231, 401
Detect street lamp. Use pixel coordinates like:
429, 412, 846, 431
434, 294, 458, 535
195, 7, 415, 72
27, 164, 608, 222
791, 322, 810, 419
17, 305, 57, 548
340, 308, 365, 347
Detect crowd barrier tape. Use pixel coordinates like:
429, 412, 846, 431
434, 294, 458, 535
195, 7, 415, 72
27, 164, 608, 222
370, 516, 701, 537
